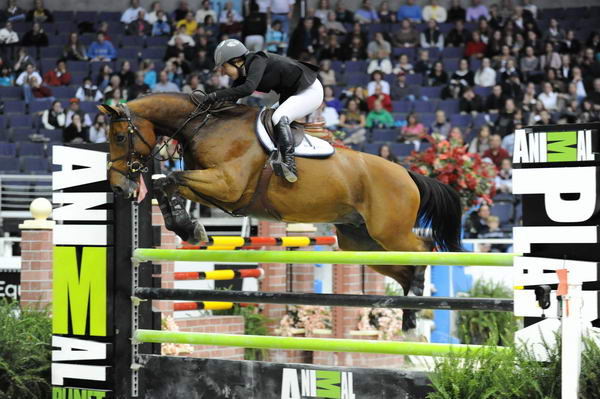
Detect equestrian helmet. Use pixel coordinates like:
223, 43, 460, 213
214, 39, 249, 67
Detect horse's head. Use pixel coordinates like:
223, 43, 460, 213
98, 103, 158, 198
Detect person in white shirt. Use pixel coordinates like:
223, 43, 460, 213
422, 0, 447, 23
168, 25, 195, 47
195, 0, 217, 23
121, 0, 146, 25
89, 114, 108, 143
269, 0, 294, 33
537, 82, 558, 111
474, 57, 496, 87
75, 77, 104, 102
218, 1, 242, 23
15, 64, 42, 86
146, 1, 164, 25
0, 21, 19, 59
65, 98, 92, 127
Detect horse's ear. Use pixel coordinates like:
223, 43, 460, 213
97, 104, 120, 117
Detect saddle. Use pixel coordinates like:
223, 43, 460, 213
260, 108, 326, 147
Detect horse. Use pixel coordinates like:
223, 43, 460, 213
99, 92, 463, 330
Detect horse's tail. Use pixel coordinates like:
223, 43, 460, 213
407, 169, 463, 252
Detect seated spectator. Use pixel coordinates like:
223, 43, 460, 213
485, 30, 503, 58
367, 70, 390, 96
378, 144, 398, 163
191, 49, 213, 73
482, 134, 509, 168
585, 31, 600, 52
355, 0, 378, 24
577, 99, 600, 123
89, 113, 108, 143
538, 82, 559, 112
485, 84, 506, 113
0, 21, 19, 59
0, 65, 14, 86
465, 30, 486, 58
367, 32, 392, 74
430, 109, 451, 137
75, 76, 104, 102
544, 67, 564, 94
42, 100, 66, 130
309, 101, 339, 130
392, 19, 418, 49
447, 0, 466, 23
422, 0, 447, 23
126, 10, 151, 36
420, 19, 444, 50
103, 75, 123, 98
414, 49, 433, 76
169, 25, 195, 47
499, 58, 519, 82
43, 59, 71, 87
323, 11, 346, 35
401, 112, 427, 149
320, 34, 344, 61
105, 87, 126, 105
242, 4, 266, 51
22, 22, 48, 47
15, 63, 41, 86
128, 71, 150, 99
378, 1, 396, 23
561, 30, 581, 55
428, 61, 448, 86
218, 1, 242, 24
587, 78, 600, 107
535, 109, 554, 125
344, 86, 369, 112
339, 99, 367, 145
344, 36, 367, 61
540, 42, 561, 71
319, 60, 336, 86
176, 11, 198, 36
466, 0, 489, 22
451, 58, 475, 87
146, 1, 163, 25
96, 64, 113, 92
367, 84, 392, 112
164, 59, 184, 88
165, 36, 193, 62
139, 59, 156, 88
23, 75, 53, 104
13, 47, 35, 73
121, 0, 145, 25
87, 32, 116, 61
391, 72, 421, 101
335, 2, 355, 24
66, 98, 92, 127
495, 158, 512, 194
324, 85, 343, 113
172, 1, 192, 24
5, 0, 25, 22
220, 11, 243, 37
26, 0, 52, 23
195, 0, 216, 24
477, 17, 491, 42
459, 86, 483, 115
366, 100, 394, 129
118, 60, 135, 89
63, 32, 87, 61
265, 20, 288, 55
468, 125, 491, 154
495, 98, 517, 137
152, 10, 171, 36
544, 18, 565, 44
478, 216, 506, 241
474, 57, 496, 87
96, 21, 112, 42
465, 203, 491, 238
63, 113, 88, 144
525, 30, 542, 54
288, 18, 317, 59
393, 54, 414, 75
153, 70, 180, 93
493, 45, 516, 71
446, 19, 470, 47
181, 73, 203, 94
449, 126, 465, 146
397, 0, 422, 23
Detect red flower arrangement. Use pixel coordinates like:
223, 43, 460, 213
405, 136, 497, 209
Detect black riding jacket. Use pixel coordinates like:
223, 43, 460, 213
213, 51, 319, 104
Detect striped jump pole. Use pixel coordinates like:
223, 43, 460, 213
134, 329, 508, 357
133, 249, 518, 267
181, 236, 337, 249
173, 301, 251, 311
137, 287, 514, 312
174, 268, 265, 281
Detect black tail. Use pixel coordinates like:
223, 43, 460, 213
408, 170, 463, 252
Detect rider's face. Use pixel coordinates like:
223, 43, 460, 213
223, 63, 239, 80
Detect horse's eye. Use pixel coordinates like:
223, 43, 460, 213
115, 135, 127, 143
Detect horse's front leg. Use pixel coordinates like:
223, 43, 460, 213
153, 174, 208, 245
169, 168, 247, 204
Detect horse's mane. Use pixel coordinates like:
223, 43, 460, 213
138, 92, 253, 118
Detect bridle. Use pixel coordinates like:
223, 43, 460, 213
107, 92, 237, 182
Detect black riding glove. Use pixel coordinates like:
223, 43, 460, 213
203, 92, 218, 105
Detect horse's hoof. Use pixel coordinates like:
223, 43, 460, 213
192, 222, 208, 243
402, 310, 417, 331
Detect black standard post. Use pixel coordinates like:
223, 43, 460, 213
135, 287, 514, 312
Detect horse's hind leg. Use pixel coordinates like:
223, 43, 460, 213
154, 175, 208, 245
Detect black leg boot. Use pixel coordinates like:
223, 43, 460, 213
275, 116, 297, 183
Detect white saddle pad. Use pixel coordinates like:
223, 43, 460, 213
255, 108, 335, 158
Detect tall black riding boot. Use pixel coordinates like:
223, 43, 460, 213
275, 116, 297, 183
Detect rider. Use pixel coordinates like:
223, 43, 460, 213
200, 38, 324, 183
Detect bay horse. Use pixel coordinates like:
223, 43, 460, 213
99, 92, 462, 330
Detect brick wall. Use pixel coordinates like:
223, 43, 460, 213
19, 230, 53, 309
177, 315, 245, 360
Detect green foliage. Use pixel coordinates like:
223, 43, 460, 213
456, 279, 519, 345
0, 299, 52, 399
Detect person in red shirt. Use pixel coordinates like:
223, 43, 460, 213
367, 83, 392, 112
43, 59, 71, 86
465, 30, 486, 59
482, 134, 510, 169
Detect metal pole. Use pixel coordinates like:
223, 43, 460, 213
132, 249, 518, 266
135, 287, 514, 312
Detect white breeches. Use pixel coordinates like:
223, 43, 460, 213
272, 78, 324, 125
